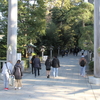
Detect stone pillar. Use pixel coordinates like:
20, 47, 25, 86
94, 0, 100, 78
89, 0, 100, 85
50, 49, 53, 59
7, 0, 18, 66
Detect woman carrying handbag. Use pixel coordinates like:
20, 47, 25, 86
13, 60, 23, 90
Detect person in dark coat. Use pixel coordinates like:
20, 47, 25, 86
45, 56, 51, 78
31, 55, 35, 74
13, 60, 23, 90
33, 55, 41, 77
52, 55, 60, 77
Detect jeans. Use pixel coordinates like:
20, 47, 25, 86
80, 66, 86, 76
53, 68, 58, 77
34, 67, 40, 77
3, 73, 9, 88
31, 64, 34, 74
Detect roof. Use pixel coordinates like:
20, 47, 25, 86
27, 44, 36, 48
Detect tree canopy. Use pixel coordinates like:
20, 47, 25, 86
0, 0, 94, 57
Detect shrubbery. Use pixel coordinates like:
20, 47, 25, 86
89, 61, 94, 72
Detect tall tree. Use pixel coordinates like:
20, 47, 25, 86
0, 0, 47, 57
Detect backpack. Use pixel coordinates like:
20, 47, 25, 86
45, 59, 51, 69
80, 60, 85, 67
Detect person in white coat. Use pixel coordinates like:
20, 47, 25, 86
2, 61, 13, 90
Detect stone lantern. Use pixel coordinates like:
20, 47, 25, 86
27, 43, 36, 68
40, 46, 46, 61
27, 43, 36, 56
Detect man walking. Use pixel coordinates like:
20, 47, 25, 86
52, 55, 60, 77
33, 55, 41, 77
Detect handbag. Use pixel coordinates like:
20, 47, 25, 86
9, 75, 15, 86
0, 73, 3, 80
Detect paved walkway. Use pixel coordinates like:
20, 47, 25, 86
0, 54, 100, 100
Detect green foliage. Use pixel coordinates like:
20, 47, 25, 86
89, 61, 94, 71
37, 1, 94, 52
66, 2, 94, 49
0, 0, 47, 57
17, 0, 47, 55
0, 0, 94, 57
78, 26, 94, 51
36, 22, 58, 47
48, 3, 77, 49
97, 47, 100, 53
22, 58, 29, 69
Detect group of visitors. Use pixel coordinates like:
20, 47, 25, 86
31, 52, 87, 78
45, 55, 60, 78
31, 55, 60, 78
61, 47, 81, 57
1, 54, 60, 91
2, 60, 23, 91
1, 51, 87, 91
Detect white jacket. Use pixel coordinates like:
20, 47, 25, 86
2, 62, 13, 74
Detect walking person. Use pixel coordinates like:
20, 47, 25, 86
31, 55, 35, 74
61, 50, 65, 58
81, 52, 84, 57
13, 60, 23, 90
79, 57, 87, 77
2, 61, 13, 90
33, 55, 41, 77
45, 56, 51, 78
52, 55, 60, 78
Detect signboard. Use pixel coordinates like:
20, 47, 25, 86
17, 53, 21, 60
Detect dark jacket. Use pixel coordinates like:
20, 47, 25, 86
33, 58, 41, 68
52, 58, 60, 68
13, 63, 23, 79
45, 59, 51, 70
31, 55, 35, 67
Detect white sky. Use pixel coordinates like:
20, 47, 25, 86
84, 0, 88, 2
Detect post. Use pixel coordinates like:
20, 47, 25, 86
94, 0, 100, 78
42, 52, 44, 60
7, 0, 18, 66
58, 47, 60, 56
40, 46, 45, 61
89, 0, 100, 85
50, 50, 52, 59
50, 46, 53, 59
